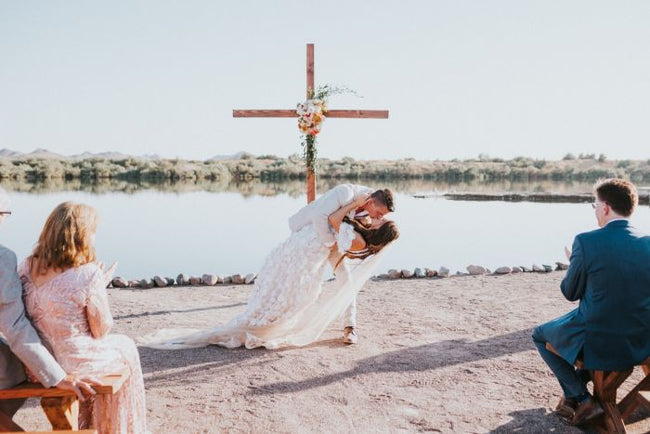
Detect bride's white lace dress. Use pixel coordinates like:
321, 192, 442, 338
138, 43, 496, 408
142, 222, 385, 350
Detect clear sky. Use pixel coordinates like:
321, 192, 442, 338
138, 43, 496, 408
1, 1, 649, 161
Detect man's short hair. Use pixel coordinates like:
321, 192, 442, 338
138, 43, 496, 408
371, 189, 395, 212
594, 178, 638, 217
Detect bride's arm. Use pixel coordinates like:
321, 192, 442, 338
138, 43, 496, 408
328, 193, 370, 233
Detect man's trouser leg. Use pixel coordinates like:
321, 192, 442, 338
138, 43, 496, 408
532, 326, 587, 399
344, 296, 357, 328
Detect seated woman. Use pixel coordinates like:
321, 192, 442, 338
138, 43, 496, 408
19, 202, 146, 433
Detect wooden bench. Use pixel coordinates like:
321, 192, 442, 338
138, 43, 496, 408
0, 371, 129, 433
546, 343, 650, 433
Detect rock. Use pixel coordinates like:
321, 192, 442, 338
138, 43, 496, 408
511, 266, 522, 273
224, 276, 232, 284
543, 264, 553, 272
202, 274, 218, 286
520, 266, 532, 272
555, 262, 569, 271
414, 267, 426, 278
438, 266, 450, 277
216, 275, 225, 284
176, 274, 186, 286
165, 277, 175, 286
425, 268, 438, 277
231, 274, 244, 284
485, 269, 491, 274
111, 277, 129, 288
377, 273, 389, 279
387, 269, 401, 279
467, 265, 486, 275
494, 266, 512, 274
153, 276, 167, 287
401, 269, 414, 278
140, 279, 154, 289
244, 273, 256, 284
128, 279, 140, 288
189, 276, 202, 285
532, 264, 545, 272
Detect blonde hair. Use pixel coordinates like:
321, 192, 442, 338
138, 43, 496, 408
30, 202, 98, 275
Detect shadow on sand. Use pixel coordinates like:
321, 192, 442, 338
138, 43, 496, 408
249, 327, 535, 395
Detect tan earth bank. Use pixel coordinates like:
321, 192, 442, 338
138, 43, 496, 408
14, 272, 650, 433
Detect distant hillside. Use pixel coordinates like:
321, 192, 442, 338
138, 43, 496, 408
0, 148, 160, 161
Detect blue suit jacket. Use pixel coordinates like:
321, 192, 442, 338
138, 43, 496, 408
541, 220, 650, 370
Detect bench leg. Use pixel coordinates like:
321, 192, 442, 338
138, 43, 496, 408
0, 409, 24, 432
618, 371, 650, 420
41, 396, 79, 430
593, 369, 632, 434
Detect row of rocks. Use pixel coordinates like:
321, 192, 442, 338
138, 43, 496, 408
111, 273, 257, 289
109, 261, 570, 288
377, 262, 569, 280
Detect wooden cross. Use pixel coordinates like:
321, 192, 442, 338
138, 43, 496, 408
233, 43, 389, 203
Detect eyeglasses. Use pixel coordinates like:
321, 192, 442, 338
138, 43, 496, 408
0, 211, 11, 216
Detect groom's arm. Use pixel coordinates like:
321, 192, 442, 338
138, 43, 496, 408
311, 185, 357, 246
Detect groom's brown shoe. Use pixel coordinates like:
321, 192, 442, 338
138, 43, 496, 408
555, 397, 579, 419
562, 397, 604, 426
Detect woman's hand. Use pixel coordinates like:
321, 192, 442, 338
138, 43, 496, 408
98, 261, 118, 286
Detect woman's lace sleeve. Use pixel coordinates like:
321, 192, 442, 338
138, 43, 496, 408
336, 222, 356, 253
86, 268, 114, 338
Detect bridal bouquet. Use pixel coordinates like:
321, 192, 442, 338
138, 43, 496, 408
297, 85, 355, 174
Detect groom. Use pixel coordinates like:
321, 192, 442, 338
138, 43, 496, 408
289, 183, 394, 344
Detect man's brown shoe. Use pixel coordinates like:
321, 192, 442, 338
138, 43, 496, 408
563, 397, 604, 426
555, 397, 578, 419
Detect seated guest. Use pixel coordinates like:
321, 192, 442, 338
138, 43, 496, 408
19, 202, 146, 433
0, 189, 97, 429
532, 178, 650, 426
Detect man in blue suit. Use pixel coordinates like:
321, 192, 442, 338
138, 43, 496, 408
533, 178, 650, 426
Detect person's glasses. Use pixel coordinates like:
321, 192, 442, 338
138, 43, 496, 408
0, 211, 11, 216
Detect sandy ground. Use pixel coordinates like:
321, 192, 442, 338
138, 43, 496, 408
13, 272, 650, 433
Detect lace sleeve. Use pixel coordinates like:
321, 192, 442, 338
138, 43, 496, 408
86, 268, 114, 338
336, 222, 356, 253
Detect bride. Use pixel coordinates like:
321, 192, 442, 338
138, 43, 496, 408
142, 191, 399, 350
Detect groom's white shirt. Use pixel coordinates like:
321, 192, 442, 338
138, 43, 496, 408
288, 183, 373, 247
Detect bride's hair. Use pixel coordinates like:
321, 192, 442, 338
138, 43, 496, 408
30, 201, 98, 276
336, 216, 399, 267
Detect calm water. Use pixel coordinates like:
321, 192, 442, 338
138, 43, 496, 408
2, 187, 650, 279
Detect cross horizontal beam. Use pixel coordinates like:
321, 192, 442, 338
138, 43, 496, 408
233, 109, 389, 119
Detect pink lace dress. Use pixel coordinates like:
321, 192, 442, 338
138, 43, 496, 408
19, 261, 146, 434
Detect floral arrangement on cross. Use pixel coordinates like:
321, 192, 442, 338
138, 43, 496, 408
296, 85, 354, 174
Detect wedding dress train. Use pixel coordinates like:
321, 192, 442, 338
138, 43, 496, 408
141, 223, 385, 350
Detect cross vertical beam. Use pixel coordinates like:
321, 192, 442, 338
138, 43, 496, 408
306, 44, 316, 203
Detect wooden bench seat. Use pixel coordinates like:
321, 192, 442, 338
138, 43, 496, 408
546, 343, 650, 433
0, 370, 129, 433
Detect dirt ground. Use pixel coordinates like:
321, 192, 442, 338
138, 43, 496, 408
13, 272, 650, 433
